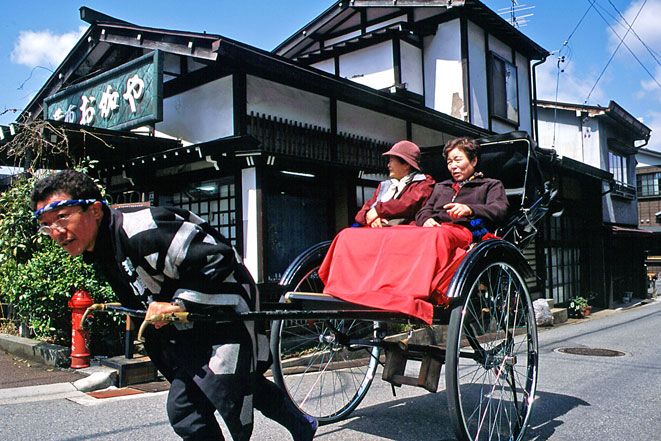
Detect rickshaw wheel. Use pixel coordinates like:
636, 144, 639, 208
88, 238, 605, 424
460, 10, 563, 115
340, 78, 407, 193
271, 243, 381, 424
445, 258, 538, 441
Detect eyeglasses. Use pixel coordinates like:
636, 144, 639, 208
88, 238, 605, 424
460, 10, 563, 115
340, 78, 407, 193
37, 210, 79, 236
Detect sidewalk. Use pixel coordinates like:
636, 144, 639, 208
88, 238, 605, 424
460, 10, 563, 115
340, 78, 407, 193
0, 349, 85, 389
0, 296, 655, 404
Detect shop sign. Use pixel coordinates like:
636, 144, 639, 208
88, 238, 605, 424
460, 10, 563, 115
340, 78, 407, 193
44, 50, 163, 131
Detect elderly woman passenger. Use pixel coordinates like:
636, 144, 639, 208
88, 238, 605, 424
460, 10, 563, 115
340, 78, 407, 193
355, 140, 435, 227
416, 137, 508, 240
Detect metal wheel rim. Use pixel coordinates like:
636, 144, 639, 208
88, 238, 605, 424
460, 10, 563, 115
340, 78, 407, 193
275, 263, 380, 423
453, 262, 538, 441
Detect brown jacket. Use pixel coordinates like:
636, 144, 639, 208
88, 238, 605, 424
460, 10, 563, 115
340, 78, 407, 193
415, 177, 509, 230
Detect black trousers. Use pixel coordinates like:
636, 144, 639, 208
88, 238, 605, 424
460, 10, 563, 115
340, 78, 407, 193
145, 323, 308, 440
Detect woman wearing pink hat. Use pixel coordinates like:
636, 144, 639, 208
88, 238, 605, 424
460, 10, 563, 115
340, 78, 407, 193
355, 140, 435, 227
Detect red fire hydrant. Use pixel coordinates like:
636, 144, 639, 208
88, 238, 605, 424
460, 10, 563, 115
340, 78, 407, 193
68, 290, 94, 368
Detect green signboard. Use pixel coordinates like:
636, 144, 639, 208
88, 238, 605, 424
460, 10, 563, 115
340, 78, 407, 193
44, 50, 163, 131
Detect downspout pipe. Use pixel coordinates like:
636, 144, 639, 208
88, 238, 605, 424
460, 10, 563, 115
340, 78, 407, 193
531, 54, 549, 143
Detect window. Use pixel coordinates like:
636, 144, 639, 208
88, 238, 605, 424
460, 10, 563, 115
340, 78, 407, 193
543, 215, 582, 304
489, 52, 519, 124
355, 184, 378, 208
159, 179, 237, 246
608, 151, 628, 184
637, 172, 661, 197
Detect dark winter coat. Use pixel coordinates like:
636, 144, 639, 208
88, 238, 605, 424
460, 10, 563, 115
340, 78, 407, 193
415, 177, 509, 231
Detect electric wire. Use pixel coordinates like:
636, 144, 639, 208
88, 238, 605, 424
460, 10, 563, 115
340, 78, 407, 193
551, 1, 596, 144
584, 0, 651, 104
591, 1, 661, 81
606, 0, 661, 65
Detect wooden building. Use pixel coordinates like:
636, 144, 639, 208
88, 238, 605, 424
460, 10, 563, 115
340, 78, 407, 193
13, 1, 550, 298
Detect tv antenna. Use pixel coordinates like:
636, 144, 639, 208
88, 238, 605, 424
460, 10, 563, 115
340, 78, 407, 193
497, 1, 535, 28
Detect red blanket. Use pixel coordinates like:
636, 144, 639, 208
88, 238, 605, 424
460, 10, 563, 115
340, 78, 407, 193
318, 224, 472, 324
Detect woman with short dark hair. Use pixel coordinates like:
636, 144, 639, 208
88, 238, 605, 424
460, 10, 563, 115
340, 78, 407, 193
416, 137, 508, 240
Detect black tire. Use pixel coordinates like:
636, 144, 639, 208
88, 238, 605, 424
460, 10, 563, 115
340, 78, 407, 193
271, 242, 381, 424
445, 253, 538, 441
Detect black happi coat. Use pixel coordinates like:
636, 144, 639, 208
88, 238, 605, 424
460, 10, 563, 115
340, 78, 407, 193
84, 206, 270, 379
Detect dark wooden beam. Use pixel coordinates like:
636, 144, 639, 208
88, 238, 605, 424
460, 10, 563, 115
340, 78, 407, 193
233, 72, 247, 136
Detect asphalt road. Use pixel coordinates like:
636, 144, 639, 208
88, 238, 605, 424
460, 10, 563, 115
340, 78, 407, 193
1, 300, 659, 441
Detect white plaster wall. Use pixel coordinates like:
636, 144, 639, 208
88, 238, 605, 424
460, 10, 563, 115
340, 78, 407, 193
339, 41, 395, 90
157, 76, 233, 144
536, 108, 586, 160
411, 123, 450, 147
310, 58, 335, 75
516, 51, 532, 134
247, 76, 331, 128
241, 167, 261, 282
488, 35, 512, 61
423, 20, 464, 119
337, 101, 406, 143
467, 21, 488, 129
400, 41, 423, 95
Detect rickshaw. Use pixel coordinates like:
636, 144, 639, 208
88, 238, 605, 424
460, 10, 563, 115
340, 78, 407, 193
84, 131, 558, 441
268, 131, 558, 441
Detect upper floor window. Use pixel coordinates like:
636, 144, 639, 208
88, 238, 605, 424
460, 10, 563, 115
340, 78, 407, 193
608, 151, 628, 185
489, 52, 519, 125
637, 172, 661, 197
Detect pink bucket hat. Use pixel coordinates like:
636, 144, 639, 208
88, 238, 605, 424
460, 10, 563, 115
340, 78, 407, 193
382, 140, 421, 171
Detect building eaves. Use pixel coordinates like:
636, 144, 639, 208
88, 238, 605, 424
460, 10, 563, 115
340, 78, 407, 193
559, 155, 612, 181
213, 37, 489, 138
536, 99, 651, 143
21, 7, 490, 142
21, 8, 222, 124
274, 0, 547, 61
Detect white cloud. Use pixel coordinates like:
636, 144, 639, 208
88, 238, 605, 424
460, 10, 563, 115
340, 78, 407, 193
642, 111, 661, 151
639, 66, 661, 101
535, 57, 608, 105
607, 0, 661, 64
10, 25, 87, 68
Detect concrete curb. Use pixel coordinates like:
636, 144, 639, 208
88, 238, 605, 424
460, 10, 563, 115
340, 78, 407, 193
0, 333, 70, 368
0, 382, 83, 405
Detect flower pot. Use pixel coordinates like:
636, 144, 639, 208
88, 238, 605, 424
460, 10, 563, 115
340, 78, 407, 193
582, 306, 591, 317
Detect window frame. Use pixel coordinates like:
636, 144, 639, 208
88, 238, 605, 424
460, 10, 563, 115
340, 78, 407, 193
637, 172, 661, 198
488, 51, 520, 126
608, 150, 629, 185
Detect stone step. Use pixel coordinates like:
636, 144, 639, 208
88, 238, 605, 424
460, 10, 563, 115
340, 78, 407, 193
551, 307, 568, 324
545, 298, 556, 310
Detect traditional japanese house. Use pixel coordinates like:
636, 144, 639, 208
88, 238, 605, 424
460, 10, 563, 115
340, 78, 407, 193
536, 99, 654, 306
13, 1, 551, 299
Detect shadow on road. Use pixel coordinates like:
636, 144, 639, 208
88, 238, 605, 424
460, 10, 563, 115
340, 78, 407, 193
321, 388, 589, 440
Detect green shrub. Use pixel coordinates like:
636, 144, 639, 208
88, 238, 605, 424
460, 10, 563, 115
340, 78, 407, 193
0, 174, 122, 352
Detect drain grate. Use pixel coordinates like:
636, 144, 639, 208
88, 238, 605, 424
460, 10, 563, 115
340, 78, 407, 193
557, 347, 626, 357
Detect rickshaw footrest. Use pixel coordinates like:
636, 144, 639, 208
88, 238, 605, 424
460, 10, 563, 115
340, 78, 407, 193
382, 343, 444, 393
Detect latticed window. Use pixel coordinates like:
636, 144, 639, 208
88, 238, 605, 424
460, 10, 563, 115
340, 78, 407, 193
543, 215, 581, 304
608, 151, 628, 184
160, 179, 237, 246
637, 172, 661, 197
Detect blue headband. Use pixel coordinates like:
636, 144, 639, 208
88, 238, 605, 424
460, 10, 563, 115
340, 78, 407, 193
34, 199, 107, 219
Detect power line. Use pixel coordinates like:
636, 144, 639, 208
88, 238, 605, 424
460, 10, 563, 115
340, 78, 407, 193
585, 0, 661, 102
605, 0, 661, 65
564, 0, 597, 46
585, 0, 656, 103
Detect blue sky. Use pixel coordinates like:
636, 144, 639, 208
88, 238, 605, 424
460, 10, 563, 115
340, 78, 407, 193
1, 0, 659, 150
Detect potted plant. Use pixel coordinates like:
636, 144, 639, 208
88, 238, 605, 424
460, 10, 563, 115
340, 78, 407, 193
568, 296, 590, 318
